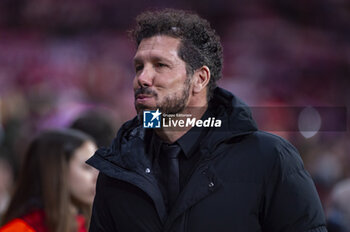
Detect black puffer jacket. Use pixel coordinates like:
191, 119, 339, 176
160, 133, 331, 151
87, 87, 327, 232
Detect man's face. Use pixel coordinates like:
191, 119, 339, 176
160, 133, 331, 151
133, 35, 192, 115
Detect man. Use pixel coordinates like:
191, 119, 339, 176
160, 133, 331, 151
87, 9, 327, 232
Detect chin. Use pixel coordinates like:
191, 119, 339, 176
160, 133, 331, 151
135, 104, 156, 113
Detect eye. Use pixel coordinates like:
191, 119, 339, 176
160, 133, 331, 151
155, 63, 167, 68
135, 64, 143, 72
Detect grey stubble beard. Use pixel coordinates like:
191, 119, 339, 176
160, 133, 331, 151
135, 75, 192, 122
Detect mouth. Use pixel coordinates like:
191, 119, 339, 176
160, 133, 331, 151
135, 94, 155, 106
136, 94, 153, 100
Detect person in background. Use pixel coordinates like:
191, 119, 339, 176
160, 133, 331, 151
327, 178, 350, 232
0, 129, 98, 232
70, 110, 117, 148
0, 157, 14, 220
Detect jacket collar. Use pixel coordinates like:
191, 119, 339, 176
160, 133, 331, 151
88, 87, 258, 172
86, 87, 258, 225
200, 87, 257, 156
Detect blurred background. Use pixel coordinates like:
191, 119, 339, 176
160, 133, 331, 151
0, 0, 349, 229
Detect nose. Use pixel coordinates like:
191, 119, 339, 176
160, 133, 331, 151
136, 65, 153, 88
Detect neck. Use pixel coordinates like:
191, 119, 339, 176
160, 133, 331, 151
155, 104, 208, 143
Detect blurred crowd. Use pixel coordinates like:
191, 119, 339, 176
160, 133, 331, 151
0, 0, 349, 231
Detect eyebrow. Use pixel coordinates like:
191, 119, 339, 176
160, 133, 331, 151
133, 55, 173, 65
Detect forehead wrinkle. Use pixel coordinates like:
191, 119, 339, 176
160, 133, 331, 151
134, 49, 178, 65
134, 35, 181, 63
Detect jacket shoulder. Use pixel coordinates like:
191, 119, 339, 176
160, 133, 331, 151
247, 131, 305, 177
250, 132, 327, 231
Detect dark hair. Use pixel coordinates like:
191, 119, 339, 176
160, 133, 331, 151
1, 129, 94, 232
130, 9, 223, 101
70, 110, 116, 148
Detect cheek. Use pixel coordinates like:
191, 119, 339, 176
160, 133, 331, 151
70, 168, 89, 184
133, 76, 139, 90
68, 167, 97, 204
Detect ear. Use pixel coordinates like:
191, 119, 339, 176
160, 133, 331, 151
192, 66, 210, 94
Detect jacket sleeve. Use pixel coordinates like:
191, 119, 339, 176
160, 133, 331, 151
262, 140, 328, 232
89, 173, 119, 232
